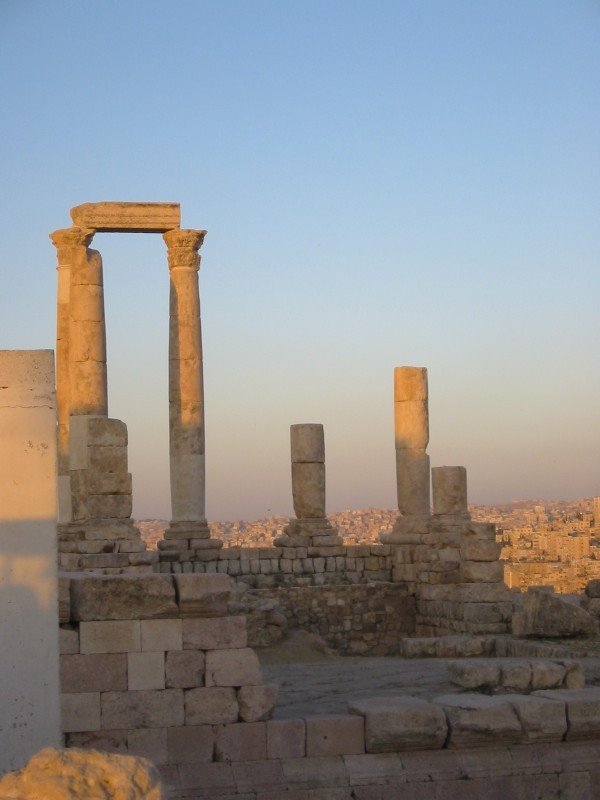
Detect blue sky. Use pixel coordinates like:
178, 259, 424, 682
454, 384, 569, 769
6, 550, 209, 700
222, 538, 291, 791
1, 1, 598, 519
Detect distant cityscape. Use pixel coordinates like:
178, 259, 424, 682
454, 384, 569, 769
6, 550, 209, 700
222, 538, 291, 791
137, 497, 600, 594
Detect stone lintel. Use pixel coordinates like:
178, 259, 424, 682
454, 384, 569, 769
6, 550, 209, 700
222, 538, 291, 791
70, 202, 180, 233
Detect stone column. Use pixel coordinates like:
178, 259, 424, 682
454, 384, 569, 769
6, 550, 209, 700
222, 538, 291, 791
50, 226, 95, 522
163, 229, 211, 542
394, 366, 430, 518
275, 423, 341, 547
432, 466, 470, 521
68, 234, 108, 418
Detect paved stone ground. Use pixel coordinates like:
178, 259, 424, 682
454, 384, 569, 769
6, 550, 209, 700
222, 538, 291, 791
259, 638, 600, 718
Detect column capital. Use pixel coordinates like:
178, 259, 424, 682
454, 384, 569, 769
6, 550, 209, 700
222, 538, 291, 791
50, 227, 95, 251
163, 228, 206, 270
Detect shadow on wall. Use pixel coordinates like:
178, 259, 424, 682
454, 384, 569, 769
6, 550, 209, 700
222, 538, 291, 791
0, 519, 62, 774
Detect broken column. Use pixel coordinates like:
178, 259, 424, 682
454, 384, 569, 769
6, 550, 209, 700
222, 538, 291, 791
159, 229, 222, 559
50, 226, 96, 523
275, 424, 341, 547
382, 367, 431, 542
432, 466, 470, 523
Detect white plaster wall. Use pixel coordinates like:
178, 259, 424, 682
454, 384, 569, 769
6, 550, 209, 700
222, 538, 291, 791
0, 350, 61, 774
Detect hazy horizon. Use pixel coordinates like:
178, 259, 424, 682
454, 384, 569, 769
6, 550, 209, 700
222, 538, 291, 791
1, 2, 598, 520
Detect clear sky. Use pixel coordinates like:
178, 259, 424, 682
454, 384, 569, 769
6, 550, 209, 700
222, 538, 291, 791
1, 1, 598, 520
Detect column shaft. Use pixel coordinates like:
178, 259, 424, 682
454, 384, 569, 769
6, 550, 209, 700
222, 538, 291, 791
164, 229, 207, 526
50, 226, 95, 522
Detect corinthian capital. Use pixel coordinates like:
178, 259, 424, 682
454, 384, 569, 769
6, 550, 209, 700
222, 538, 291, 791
50, 226, 95, 251
163, 228, 206, 270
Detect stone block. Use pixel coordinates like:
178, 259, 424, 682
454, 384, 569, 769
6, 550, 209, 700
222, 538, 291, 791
531, 660, 566, 690
174, 573, 231, 616
61, 653, 127, 692
58, 577, 71, 623
503, 694, 567, 743
394, 400, 429, 450
71, 201, 181, 232
267, 718, 306, 758
290, 423, 325, 463
394, 366, 428, 402
585, 579, 600, 598
87, 471, 132, 495
434, 694, 521, 748
86, 417, 128, 447
128, 651, 165, 690
532, 688, 600, 740
66, 729, 128, 753
167, 725, 214, 763
79, 620, 141, 653
461, 560, 503, 583
101, 689, 184, 729
348, 696, 447, 753
214, 722, 267, 762
237, 684, 279, 722
165, 650, 205, 688
182, 616, 247, 650
185, 687, 239, 724
280, 755, 347, 788
562, 660, 586, 689
205, 648, 262, 687
61, 692, 101, 732
70, 574, 177, 621
501, 660, 532, 692
59, 628, 79, 654
306, 715, 365, 757
88, 445, 128, 474
127, 727, 168, 764
141, 619, 182, 651
447, 659, 501, 690
461, 540, 502, 561
87, 493, 132, 519
512, 590, 598, 638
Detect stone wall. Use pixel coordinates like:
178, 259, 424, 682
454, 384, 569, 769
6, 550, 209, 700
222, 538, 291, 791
237, 583, 416, 655
0, 350, 62, 772
158, 543, 394, 585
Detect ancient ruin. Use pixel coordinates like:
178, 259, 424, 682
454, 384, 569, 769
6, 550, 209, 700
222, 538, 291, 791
2, 200, 600, 797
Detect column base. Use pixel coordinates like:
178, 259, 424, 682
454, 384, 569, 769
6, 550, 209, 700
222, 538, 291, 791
274, 518, 342, 548
380, 513, 432, 544
57, 518, 155, 573
158, 520, 223, 561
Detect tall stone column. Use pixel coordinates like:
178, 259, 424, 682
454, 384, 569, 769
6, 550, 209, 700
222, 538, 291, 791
68, 234, 108, 418
50, 226, 95, 522
382, 366, 431, 542
163, 229, 212, 542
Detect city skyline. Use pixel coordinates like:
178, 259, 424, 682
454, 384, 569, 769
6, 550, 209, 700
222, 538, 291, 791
1, 2, 598, 519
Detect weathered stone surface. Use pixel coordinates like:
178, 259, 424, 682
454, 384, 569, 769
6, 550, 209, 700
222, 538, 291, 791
0, 747, 164, 799
531, 660, 566, 690
431, 466, 468, 516
266, 719, 306, 759
292, 462, 326, 518
71, 201, 180, 232
127, 728, 167, 765
394, 449, 430, 518
237, 684, 278, 722
305, 714, 365, 756
434, 693, 521, 748
185, 687, 239, 725
101, 689, 184, 729
205, 648, 262, 687
290, 424, 325, 463
503, 694, 567, 743
79, 621, 141, 654
61, 693, 101, 733
167, 726, 213, 764
447, 659, 501, 690
501, 660, 532, 692
512, 590, 598, 638
214, 722, 266, 762
165, 650, 205, 689
585, 579, 600, 598
533, 687, 600, 740
348, 696, 447, 752
127, 652, 165, 691
394, 366, 428, 403
140, 619, 182, 651
70, 575, 177, 621
174, 573, 230, 616
61, 653, 127, 693
182, 616, 246, 650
